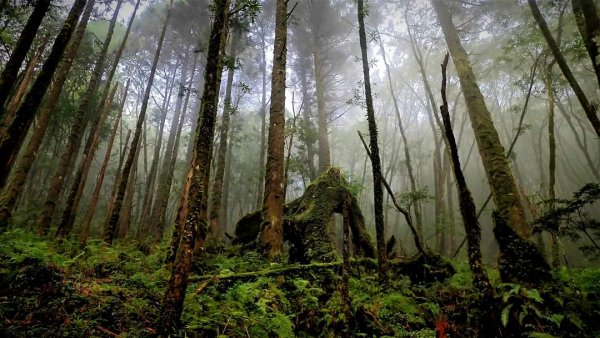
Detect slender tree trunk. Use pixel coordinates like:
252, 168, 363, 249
159, 0, 229, 332
149, 50, 192, 242
433, 0, 531, 238
528, 0, 600, 137
256, 26, 268, 210
357, 0, 388, 286
543, 63, 561, 267
378, 37, 424, 239
118, 159, 138, 239
56, 82, 120, 238
572, 0, 600, 89
209, 29, 239, 242
4, 38, 48, 119
260, 0, 288, 259
105, 0, 173, 244
106, 129, 131, 222
298, 61, 317, 180
312, 36, 331, 173
0, 0, 87, 191
0, 0, 94, 231
0, 0, 50, 116
221, 132, 233, 237
56, 0, 139, 238
439, 53, 495, 335
80, 81, 130, 244
138, 78, 175, 237
36, 0, 118, 235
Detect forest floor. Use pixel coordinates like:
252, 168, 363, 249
0, 229, 599, 337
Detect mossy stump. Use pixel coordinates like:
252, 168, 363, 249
233, 168, 375, 263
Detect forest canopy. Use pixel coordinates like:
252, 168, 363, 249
0, 0, 599, 337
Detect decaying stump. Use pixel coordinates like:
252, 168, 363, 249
233, 168, 375, 263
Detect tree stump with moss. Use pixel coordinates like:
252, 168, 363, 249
233, 168, 375, 263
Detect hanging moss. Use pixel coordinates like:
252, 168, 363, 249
233, 168, 375, 263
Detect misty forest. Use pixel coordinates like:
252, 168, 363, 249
0, 0, 599, 336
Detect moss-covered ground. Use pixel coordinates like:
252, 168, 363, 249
1, 230, 599, 337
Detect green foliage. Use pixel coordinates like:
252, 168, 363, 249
535, 183, 600, 259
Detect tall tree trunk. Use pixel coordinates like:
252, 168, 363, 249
439, 53, 495, 335
260, 0, 288, 259
572, 0, 600, 88
298, 60, 317, 180
153, 54, 198, 243
159, 0, 229, 332
80, 81, 130, 244
0, 0, 50, 116
209, 28, 239, 242
104, 0, 173, 244
0, 0, 87, 191
105, 129, 131, 223
378, 37, 425, 239
528, 0, 600, 137
138, 77, 175, 238
118, 158, 138, 240
312, 35, 331, 173
256, 25, 268, 210
36, 0, 119, 236
543, 63, 561, 267
357, 0, 388, 286
56, 82, 120, 238
0, 0, 94, 231
4, 38, 48, 118
432, 0, 531, 239
56, 0, 139, 238
149, 49, 193, 242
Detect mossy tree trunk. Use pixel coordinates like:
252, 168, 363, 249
233, 168, 375, 263
36, 0, 118, 235
256, 24, 268, 210
159, 0, 230, 332
80, 81, 130, 245
0, 0, 94, 231
528, 0, 600, 137
572, 0, 600, 89
0, 0, 50, 121
0, 0, 86, 192
260, 0, 288, 259
104, 0, 173, 244
209, 28, 239, 242
432, 0, 531, 239
439, 53, 495, 335
149, 50, 195, 243
357, 0, 388, 286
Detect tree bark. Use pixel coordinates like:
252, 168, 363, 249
357, 0, 388, 286
209, 28, 239, 242
0, 0, 50, 117
433, 0, 531, 239
104, 0, 173, 244
572, 0, 600, 89
378, 36, 425, 239
256, 25, 268, 210
0, 0, 94, 231
260, 0, 288, 259
55, 82, 120, 239
312, 34, 331, 173
439, 53, 495, 335
80, 81, 130, 245
36, 0, 118, 235
0, 0, 87, 191
528, 0, 600, 137
4, 38, 48, 120
159, 0, 229, 332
